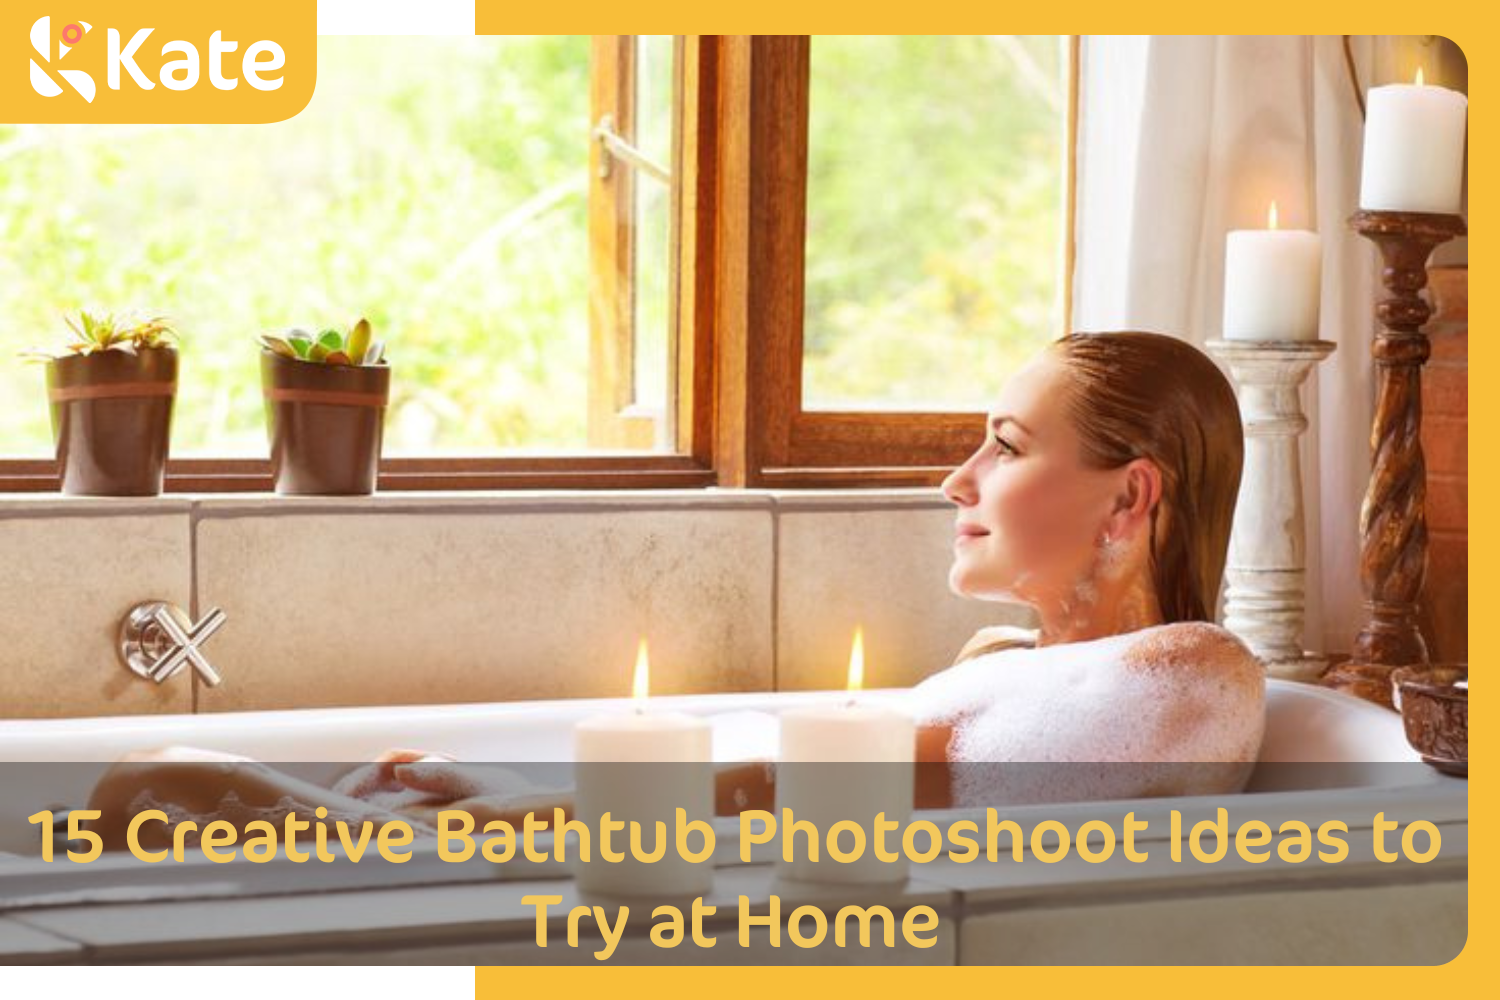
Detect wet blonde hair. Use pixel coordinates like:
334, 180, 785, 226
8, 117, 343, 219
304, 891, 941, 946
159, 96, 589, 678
1052, 331, 1244, 624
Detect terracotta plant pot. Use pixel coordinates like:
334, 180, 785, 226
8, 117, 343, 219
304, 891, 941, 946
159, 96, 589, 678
261, 351, 390, 496
46, 346, 177, 496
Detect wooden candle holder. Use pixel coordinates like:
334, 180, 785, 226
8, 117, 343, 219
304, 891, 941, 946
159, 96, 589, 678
1322, 209, 1466, 708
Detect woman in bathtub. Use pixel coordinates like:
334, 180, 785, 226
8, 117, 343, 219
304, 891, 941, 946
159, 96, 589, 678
88, 331, 1264, 848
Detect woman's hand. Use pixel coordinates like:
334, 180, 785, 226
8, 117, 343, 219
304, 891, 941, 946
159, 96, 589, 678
334, 752, 550, 822
406, 790, 573, 830
331, 749, 457, 801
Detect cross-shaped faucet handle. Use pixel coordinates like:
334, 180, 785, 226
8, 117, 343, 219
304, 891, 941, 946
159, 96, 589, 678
119, 601, 227, 688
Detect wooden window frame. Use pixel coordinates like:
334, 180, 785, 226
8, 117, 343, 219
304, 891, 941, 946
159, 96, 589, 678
0, 35, 1076, 494
709, 35, 1078, 488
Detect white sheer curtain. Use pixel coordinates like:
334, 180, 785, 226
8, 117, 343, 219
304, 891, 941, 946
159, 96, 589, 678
1072, 35, 1377, 656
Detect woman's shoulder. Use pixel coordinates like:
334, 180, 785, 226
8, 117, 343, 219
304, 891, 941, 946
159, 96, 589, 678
1117, 621, 1263, 683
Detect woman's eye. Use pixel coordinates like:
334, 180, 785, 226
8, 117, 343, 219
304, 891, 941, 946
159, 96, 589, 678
993, 434, 1018, 456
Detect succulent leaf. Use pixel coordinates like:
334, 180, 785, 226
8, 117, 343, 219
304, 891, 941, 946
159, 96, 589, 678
31, 309, 179, 360
347, 318, 371, 366
257, 320, 386, 367
258, 334, 297, 359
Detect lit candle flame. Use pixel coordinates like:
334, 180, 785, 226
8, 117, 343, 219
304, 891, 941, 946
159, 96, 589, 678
1267, 200, 1279, 231
846, 626, 865, 694
631, 637, 650, 704
1415, 66, 1425, 87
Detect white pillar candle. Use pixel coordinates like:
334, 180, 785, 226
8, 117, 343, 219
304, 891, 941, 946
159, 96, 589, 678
573, 640, 714, 898
1223, 203, 1322, 341
775, 628, 916, 885
1360, 70, 1468, 214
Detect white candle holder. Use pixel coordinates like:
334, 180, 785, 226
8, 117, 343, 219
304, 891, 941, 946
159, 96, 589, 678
1207, 339, 1337, 680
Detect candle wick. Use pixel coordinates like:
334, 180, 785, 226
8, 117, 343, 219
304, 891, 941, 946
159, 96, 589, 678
844, 696, 856, 709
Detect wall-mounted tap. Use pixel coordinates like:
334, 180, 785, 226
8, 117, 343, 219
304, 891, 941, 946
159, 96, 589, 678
118, 601, 226, 687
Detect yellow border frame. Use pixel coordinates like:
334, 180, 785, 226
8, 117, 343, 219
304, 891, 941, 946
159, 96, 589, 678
464, 7, 1484, 987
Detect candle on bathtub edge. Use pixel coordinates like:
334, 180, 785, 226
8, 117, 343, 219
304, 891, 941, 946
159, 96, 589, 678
1222, 201, 1322, 342
573, 638, 714, 898
776, 627, 916, 885
1360, 69, 1468, 214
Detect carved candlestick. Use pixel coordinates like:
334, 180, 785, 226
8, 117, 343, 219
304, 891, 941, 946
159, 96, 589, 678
1323, 209, 1466, 707
1209, 339, 1336, 680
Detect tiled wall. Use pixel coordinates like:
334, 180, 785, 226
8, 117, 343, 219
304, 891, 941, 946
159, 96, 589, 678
0, 490, 1030, 719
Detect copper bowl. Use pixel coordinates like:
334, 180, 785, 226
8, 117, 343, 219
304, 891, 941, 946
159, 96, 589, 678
1392, 664, 1467, 777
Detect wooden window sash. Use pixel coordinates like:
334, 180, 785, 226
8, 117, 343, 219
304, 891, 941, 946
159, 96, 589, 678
709, 35, 1078, 488
587, 35, 656, 450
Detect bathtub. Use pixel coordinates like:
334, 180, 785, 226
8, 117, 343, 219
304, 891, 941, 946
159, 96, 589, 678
0, 680, 1468, 964
0, 679, 1459, 855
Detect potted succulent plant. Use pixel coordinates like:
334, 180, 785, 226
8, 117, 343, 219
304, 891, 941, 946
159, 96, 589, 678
258, 318, 391, 495
20, 310, 179, 496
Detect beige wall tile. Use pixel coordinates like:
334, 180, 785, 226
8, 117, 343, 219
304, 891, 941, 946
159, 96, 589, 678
0, 508, 193, 718
775, 503, 1032, 691
195, 505, 773, 711
959, 878, 1466, 965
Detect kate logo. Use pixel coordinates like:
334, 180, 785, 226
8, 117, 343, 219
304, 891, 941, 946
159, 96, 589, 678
6, 2, 315, 125
28, 16, 96, 102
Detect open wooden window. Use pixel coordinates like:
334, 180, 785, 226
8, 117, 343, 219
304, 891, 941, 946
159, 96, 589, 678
0, 35, 715, 492
708, 36, 1076, 487
0, 35, 1074, 492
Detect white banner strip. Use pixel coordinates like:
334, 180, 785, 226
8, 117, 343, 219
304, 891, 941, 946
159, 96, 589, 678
2, 968, 474, 998
318, 0, 477, 35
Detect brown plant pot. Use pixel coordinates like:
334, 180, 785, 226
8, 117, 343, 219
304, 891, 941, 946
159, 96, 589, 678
46, 346, 177, 497
261, 351, 390, 496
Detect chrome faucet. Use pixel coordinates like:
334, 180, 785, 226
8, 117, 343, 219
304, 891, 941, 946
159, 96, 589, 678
118, 601, 226, 687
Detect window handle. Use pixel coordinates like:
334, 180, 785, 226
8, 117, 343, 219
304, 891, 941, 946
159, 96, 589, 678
119, 601, 226, 688
592, 114, 671, 185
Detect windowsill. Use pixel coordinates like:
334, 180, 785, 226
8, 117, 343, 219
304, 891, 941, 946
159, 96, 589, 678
0, 487, 952, 515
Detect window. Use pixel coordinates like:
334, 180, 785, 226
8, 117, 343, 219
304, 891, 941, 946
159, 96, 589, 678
709, 36, 1074, 487
803, 35, 1069, 411
0, 35, 1074, 491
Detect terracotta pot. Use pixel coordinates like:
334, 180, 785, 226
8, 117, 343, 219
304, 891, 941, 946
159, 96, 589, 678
46, 346, 177, 496
261, 351, 390, 496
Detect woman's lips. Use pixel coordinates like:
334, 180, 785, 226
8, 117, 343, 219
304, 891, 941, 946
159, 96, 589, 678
954, 524, 990, 546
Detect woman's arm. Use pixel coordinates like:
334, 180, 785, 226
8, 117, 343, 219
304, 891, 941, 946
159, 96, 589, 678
88, 720, 960, 849
87, 750, 422, 852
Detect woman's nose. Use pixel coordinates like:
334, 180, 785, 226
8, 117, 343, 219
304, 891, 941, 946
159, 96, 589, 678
942, 456, 977, 507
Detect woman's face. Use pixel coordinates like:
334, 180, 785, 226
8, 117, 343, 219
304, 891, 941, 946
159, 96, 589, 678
942, 351, 1124, 604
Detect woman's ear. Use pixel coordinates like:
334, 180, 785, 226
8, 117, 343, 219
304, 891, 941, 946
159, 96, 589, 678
1106, 457, 1163, 539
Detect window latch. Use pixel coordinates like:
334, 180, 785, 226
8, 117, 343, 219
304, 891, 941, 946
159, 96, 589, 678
592, 114, 671, 185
